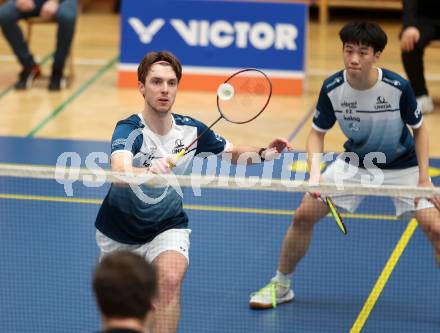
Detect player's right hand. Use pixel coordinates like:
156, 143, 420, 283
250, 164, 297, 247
417, 178, 440, 212
149, 157, 175, 174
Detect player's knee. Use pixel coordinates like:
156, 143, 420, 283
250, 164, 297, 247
293, 208, 319, 229
158, 271, 183, 301
424, 220, 440, 238
431, 223, 440, 243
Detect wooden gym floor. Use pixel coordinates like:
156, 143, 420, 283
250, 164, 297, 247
0, 11, 439, 155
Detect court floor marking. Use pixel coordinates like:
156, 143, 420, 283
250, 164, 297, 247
26, 55, 119, 137
1, 191, 417, 329
0, 52, 54, 101
287, 102, 316, 143
349, 218, 418, 332
2, 54, 440, 81
0, 54, 109, 66
0, 192, 399, 221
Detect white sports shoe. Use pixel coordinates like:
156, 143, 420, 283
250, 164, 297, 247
417, 95, 434, 114
249, 280, 294, 309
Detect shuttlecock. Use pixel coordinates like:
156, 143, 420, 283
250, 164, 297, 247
217, 83, 234, 101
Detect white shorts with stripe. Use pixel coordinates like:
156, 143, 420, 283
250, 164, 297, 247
96, 228, 191, 263
321, 158, 433, 218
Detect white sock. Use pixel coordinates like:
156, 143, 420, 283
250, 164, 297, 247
273, 270, 292, 287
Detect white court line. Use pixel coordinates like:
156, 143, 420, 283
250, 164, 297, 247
0, 54, 108, 66
119, 63, 305, 78
2, 54, 440, 81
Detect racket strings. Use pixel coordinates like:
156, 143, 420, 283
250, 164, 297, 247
218, 70, 272, 124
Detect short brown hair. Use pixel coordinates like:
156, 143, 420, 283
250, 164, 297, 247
93, 251, 157, 319
137, 51, 182, 84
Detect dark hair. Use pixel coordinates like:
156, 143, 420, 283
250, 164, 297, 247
137, 50, 182, 84
93, 251, 157, 319
339, 21, 387, 53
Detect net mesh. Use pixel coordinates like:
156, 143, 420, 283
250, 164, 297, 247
1, 163, 439, 333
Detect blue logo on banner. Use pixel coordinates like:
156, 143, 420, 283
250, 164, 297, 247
121, 0, 307, 71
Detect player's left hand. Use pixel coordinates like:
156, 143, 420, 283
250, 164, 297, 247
262, 138, 292, 161
267, 138, 292, 152
40, 0, 59, 19
417, 178, 440, 212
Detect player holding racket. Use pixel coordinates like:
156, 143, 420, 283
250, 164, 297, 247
95, 51, 291, 333
250, 21, 440, 309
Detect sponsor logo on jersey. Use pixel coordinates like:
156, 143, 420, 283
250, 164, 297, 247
172, 139, 186, 154
343, 115, 360, 122
341, 100, 357, 109
140, 146, 157, 167
374, 96, 392, 110
349, 122, 360, 132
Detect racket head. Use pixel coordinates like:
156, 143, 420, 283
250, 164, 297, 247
216, 68, 272, 124
326, 196, 347, 235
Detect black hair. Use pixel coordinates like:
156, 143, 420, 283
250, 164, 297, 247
339, 21, 387, 53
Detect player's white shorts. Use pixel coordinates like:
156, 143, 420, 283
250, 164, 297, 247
96, 228, 191, 263
321, 158, 433, 218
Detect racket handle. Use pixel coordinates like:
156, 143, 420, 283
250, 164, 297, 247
176, 149, 186, 159
168, 149, 187, 168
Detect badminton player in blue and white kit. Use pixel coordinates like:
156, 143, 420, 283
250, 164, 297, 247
94, 51, 290, 332
250, 21, 440, 309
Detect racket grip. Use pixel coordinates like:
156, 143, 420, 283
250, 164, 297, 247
168, 149, 187, 168
176, 149, 186, 159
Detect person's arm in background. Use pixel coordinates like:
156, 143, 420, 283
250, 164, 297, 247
401, 0, 420, 51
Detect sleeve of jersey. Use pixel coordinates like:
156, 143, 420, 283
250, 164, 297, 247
110, 121, 143, 156
312, 85, 336, 132
400, 83, 423, 129
194, 122, 228, 156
